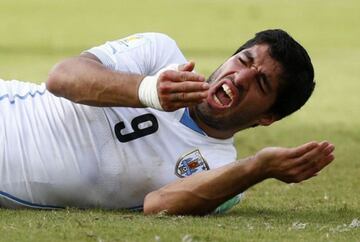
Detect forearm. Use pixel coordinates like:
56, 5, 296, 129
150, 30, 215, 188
144, 141, 335, 216
46, 55, 144, 107
144, 156, 265, 216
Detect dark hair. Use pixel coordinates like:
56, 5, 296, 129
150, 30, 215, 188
233, 29, 315, 119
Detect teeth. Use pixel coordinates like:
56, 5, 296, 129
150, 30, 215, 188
222, 84, 234, 100
213, 94, 221, 105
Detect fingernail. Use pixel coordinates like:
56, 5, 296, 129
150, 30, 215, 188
202, 83, 210, 89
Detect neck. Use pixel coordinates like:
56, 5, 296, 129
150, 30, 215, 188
188, 107, 234, 139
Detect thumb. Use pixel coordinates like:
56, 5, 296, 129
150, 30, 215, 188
178, 61, 195, 72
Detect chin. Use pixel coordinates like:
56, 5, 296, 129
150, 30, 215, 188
194, 104, 226, 130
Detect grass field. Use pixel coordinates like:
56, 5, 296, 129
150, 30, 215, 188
1, 0, 360, 241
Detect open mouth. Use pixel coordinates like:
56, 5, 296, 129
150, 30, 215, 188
205, 75, 240, 111
213, 83, 234, 106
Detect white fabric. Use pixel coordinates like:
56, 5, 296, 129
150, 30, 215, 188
0, 33, 237, 210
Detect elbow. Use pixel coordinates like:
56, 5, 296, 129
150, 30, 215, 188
46, 60, 71, 96
143, 190, 213, 216
143, 190, 167, 215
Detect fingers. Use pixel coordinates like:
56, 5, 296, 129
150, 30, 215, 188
287, 141, 319, 158
293, 155, 334, 183
158, 74, 209, 102
294, 141, 333, 168
298, 142, 335, 173
159, 93, 207, 111
166, 91, 208, 102
159, 78, 209, 93
160, 69, 206, 83
157, 64, 210, 111
284, 141, 335, 183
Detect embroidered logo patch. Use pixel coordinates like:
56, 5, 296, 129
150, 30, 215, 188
175, 149, 209, 178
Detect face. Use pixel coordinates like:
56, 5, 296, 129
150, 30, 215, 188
192, 44, 283, 138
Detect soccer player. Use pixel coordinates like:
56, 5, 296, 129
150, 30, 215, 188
0, 29, 334, 215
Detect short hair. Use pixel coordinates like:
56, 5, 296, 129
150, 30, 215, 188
233, 29, 315, 120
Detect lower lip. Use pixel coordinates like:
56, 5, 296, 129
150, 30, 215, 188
206, 93, 231, 110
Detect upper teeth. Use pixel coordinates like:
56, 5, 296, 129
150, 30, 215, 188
222, 84, 234, 100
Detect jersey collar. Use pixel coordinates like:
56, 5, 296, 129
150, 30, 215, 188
180, 108, 206, 136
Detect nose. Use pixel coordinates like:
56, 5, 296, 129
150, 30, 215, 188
233, 67, 257, 91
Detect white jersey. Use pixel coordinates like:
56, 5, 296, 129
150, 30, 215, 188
0, 33, 237, 210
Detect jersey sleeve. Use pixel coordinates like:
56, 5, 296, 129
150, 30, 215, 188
85, 33, 187, 75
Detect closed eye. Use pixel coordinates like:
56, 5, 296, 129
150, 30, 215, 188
257, 73, 270, 95
238, 57, 246, 65
257, 77, 266, 94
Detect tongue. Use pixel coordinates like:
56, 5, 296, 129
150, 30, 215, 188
215, 88, 231, 105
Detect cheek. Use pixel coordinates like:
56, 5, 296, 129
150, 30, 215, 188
210, 60, 240, 81
237, 93, 269, 115
207, 67, 222, 84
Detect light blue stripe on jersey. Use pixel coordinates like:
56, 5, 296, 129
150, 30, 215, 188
0, 89, 46, 104
0, 191, 64, 209
127, 205, 143, 211
0, 191, 144, 211
179, 108, 206, 135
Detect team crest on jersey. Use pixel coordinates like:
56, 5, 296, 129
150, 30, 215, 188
175, 149, 209, 178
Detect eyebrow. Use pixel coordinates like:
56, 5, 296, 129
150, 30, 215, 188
242, 50, 273, 94
243, 50, 254, 61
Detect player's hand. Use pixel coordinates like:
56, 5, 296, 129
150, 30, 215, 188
157, 61, 209, 111
254, 141, 335, 183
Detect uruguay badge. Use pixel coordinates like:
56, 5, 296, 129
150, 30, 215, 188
175, 149, 209, 178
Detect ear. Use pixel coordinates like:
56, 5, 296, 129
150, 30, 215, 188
257, 114, 277, 126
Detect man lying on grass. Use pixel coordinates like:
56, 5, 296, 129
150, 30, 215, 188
0, 29, 334, 215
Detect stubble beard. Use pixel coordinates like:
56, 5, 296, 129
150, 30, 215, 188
193, 66, 231, 130
194, 66, 250, 132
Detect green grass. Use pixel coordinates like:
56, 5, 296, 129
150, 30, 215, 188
1, 0, 360, 241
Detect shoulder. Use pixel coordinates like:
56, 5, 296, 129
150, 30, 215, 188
136, 33, 180, 53
115, 32, 178, 49
137, 32, 177, 43
84, 32, 185, 75
85, 32, 179, 56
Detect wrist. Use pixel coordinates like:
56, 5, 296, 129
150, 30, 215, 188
247, 154, 269, 182
138, 75, 163, 110
137, 64, 180, 110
